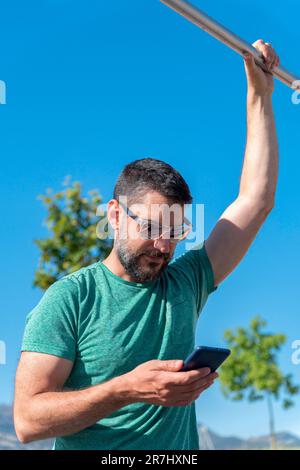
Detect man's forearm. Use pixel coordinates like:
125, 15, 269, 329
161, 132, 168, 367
239, 91, 279, 209
15, 374, 133, 443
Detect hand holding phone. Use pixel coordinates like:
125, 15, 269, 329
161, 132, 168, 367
124, 358, 217, 407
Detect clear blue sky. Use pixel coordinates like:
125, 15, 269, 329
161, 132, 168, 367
1, 0, 300, 439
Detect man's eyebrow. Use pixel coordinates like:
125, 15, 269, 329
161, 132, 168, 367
124, 203, 186, 226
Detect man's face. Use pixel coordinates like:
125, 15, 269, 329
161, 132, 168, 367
114, 192, 185, 283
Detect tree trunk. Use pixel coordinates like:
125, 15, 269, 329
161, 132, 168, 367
267, 393, 277, 450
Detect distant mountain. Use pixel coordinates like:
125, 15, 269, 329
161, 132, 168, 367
1, 404, 300, 450
244, 432, 300, 450
198, 425, 300, 450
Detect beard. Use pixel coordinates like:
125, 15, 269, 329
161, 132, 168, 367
116, 239, 172, 283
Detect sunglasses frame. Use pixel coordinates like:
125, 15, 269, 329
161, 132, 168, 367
118, 201, 192, 243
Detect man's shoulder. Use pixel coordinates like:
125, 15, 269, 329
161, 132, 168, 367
62, 261, 100, 283
168, 243, 205, 269
51, 261, 101, 296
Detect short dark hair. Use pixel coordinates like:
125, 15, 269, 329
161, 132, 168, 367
113, 158, 193, 206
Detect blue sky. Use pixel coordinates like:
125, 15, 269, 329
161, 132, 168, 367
0, 0, 299, 439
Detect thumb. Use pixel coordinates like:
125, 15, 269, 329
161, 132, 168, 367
155, 360, 184, 371
243, 52, 258, 76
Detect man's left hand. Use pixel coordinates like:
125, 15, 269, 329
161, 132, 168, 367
244, 39, 280, 96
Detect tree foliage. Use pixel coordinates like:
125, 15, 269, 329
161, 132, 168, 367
34, 179, 112, 290
219, 316, 299, 409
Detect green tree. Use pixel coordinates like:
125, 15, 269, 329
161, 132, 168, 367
34, 178, 112, 290
219, 316, 299, 450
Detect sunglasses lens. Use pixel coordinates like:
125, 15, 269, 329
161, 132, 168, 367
137, 219, 191, 242
138, 223, 152, 239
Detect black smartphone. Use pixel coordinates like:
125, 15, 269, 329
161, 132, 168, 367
181, 346, 231, 372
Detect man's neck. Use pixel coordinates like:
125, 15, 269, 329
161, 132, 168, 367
102, 249, 134, 282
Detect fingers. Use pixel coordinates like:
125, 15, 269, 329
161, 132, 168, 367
177, 372, 218, 394
163, 367, 212, 386
265, 43, 280, 70
162, 371, 218, 397
156, 371, 218, 407
181, 367, 212, 383
168, 381, 215, 407
182, 380, 213, 398
151, 359, 184, 372
252, 39, 280, 71
243, 52, 257, 80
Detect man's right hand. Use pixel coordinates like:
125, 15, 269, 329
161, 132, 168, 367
121, 359, 218, 407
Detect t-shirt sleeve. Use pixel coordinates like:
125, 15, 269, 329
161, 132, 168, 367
21, 278, 78, 362
169, 241, 218, 314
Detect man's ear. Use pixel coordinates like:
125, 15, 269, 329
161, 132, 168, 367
107, 199, 120, 231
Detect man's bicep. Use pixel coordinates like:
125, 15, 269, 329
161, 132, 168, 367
15, 351, 74, 398
205, 196, 271, 287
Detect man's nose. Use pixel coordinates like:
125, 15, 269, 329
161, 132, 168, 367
153, 237, 171, 253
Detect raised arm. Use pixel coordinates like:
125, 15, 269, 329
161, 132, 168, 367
205, 40, 280, 287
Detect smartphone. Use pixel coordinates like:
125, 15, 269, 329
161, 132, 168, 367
181, 346, 231, 372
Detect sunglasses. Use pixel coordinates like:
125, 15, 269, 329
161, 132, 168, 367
119, 201, 192, 243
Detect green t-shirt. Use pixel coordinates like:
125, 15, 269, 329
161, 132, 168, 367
21, 242, 217, 450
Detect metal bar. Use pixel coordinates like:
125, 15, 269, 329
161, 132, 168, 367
160, 0, 300, 91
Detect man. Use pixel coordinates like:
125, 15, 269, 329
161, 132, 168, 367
14, 40, 279, 450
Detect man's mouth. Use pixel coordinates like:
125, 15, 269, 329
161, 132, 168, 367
143, 254, 164, 263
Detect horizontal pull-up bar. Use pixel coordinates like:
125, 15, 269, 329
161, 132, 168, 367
160, 0, 300, 91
